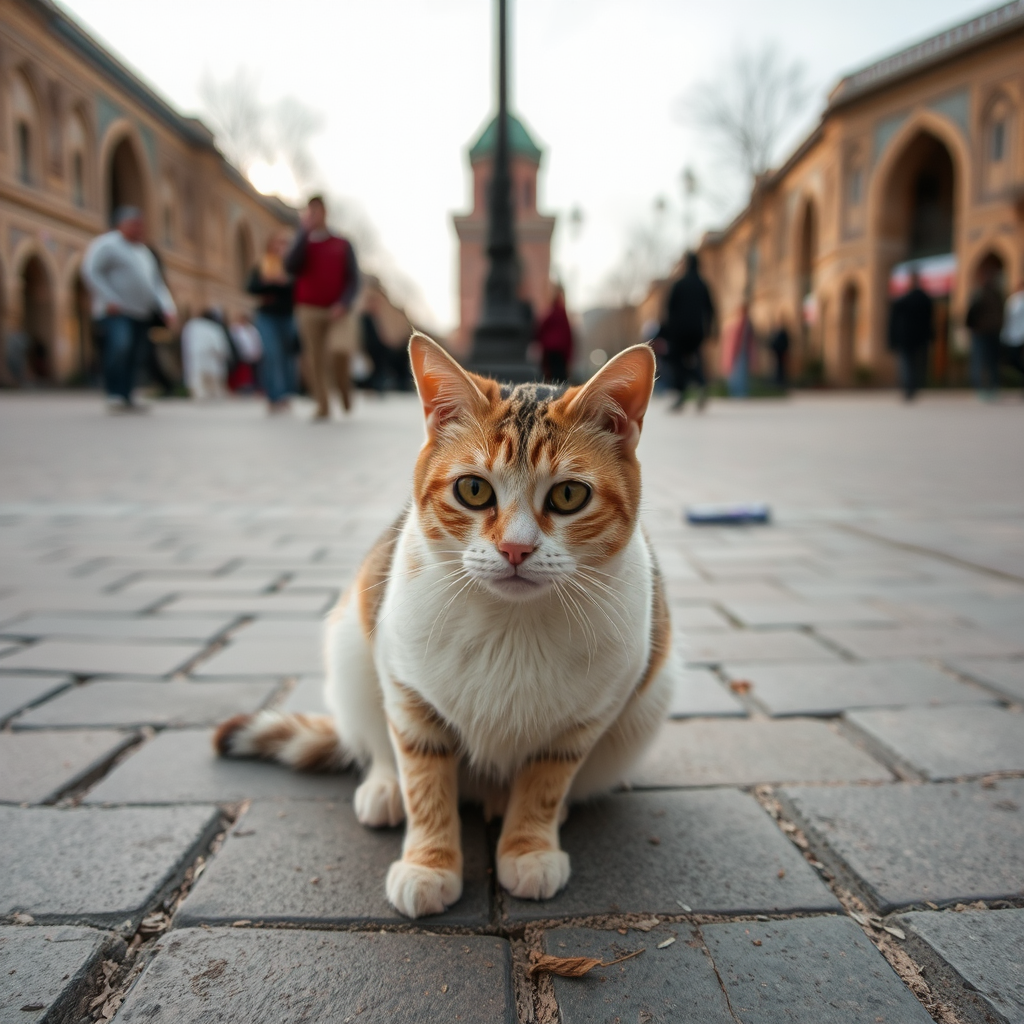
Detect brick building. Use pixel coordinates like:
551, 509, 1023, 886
1, 0, 295, 383
451, 113, 555, 354
696, 1, 1024, 385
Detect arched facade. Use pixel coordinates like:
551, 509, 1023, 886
0, 0, 296, 385
699, 6, 1024, 387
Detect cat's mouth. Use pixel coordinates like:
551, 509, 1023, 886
480, 570, 547, 599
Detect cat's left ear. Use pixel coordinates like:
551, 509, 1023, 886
566, 344, 656, 453
409, 332, 491, 440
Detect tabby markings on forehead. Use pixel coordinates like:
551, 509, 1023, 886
493, 383, 568, 467
497, 382, 568, 403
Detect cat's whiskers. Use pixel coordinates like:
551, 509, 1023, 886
564, 574, 629, 649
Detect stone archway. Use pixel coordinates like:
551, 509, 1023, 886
877, 130, 958, 385
21, 255, 54, 382
838, 281, 859, 386
106, 135, 147, 226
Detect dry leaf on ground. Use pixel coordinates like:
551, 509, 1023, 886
730, 680, 752, 694
528, 948, 645, 978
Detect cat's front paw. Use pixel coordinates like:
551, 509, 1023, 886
354, 773, 404, 828
386, 860, 462, 918
497, 849, 570, 900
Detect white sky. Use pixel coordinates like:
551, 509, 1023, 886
60, 0, 996, 330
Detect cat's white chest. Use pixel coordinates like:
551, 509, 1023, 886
375, 530, 653, 776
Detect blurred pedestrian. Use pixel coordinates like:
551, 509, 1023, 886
725, 304, 754, 398
887, 270, 933, 401
228, 313, 263, 393
966, 263, 1005, 399
181, 309, 230, 399
142, 243, 177, 397
535, 283, 573, 383
82, 206, 177, 412
285, 195, 360, 421
248, 233, 296, 413
660, 251, 715, 411
1001, 278, 1024, 389
767, 323, 790, 390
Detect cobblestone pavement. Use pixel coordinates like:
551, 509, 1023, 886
1, 390, 1023, 1024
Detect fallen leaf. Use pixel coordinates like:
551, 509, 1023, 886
883, 926, 906, 940
730, 680, 752, 694
676, 901, 692, 913
617, 928, 628, 935
440, 984, 448, 994
231, 920, 251, 927
20, 1004, 45, 1012
529, 948, 645, 978
848, 911, 868, 926
633, 917, 661, 932
310, 877, 320, 885
647, 836, 661, 846
752, 939, 762, 946
656, 937, 676, 949
777, 869, 786, 879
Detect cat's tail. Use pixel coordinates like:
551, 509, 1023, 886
213, 710, 351, 772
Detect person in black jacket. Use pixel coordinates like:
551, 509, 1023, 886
887, 270, 934, 401
248, 233, 296, 412
659, 251, 715, 411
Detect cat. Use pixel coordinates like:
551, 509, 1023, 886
214, 333, 677, 918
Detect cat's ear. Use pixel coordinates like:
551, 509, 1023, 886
409, 332, 491, 440
566, 344, 656, 452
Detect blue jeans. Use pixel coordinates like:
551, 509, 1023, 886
255, 311, 294, 403
100, 315, 150, 400
970, 332, 1000, 393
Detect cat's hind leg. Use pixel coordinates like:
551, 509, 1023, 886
325, 592, 404, 828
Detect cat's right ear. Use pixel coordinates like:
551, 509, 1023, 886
409, 332, 491, 440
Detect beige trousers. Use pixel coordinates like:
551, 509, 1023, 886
295, 304, 357, 416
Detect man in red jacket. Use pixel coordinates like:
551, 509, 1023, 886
285, 196, 360, 420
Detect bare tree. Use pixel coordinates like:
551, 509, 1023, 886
680, 44, 809, 189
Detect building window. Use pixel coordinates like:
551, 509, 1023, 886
17, 123, 32, 185
848, 167, 863, 206
991, 120, 1006, 162
72, 152, 84, 206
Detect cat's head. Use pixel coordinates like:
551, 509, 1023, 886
408, 333, 655, 602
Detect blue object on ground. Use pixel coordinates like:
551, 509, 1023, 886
685, 502, 771, 525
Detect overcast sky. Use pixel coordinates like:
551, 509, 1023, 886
61, 0, 995, 329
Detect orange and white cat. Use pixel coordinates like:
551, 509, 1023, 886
215, 333, 676, 918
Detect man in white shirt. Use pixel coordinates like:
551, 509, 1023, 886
82, 207, 177, 411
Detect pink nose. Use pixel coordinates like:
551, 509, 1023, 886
498, 541, 534, 565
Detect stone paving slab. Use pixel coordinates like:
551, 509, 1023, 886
721, 599, 895, 627
0, 925, 123, 1024
669, 668, 747, 717
631, 719, 891, 787
191, 637, 322, 677
280, 673, 328, 713
503, 789, 839, 921
666, 581, 792, 604
0, 674, 71, 724
723, 660, 994, 717
0, 613, 237, 643
818, 624, 1024, 660
702, 916, 934, 1024
947, 658, 1024, 702
683, 629, 839, 664
177, 799, 491, 928
0, 730, 135, 804
780, 780, 1024, 912
895, 909, 1024, 1024
669, 605, 734, 630
844, 705, 1024, 780
0, 591, 158, 618
0, 640, 202, 678
84, 729, 352, 804
543, 923, 735, 1023
158, 592, 335, 616
12, 680, 279, 730
234, 617, 324, 640
0, 805, 220, 927
115, 928, 516, 1024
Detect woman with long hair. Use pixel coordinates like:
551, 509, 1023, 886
248, 232, 296, 413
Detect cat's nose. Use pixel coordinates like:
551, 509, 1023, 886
498, 541, 534, 565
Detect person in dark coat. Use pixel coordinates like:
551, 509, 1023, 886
887, 270, 934, 401
535, 284, 573, 383
767, 323, 790, 390
966, 265, 1005, 399
660, 251, 715, 411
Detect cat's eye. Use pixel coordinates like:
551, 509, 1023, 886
547, 481, 591, 514
454, 476, 496, 509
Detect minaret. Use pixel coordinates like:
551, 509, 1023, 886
470, 0, 535, 382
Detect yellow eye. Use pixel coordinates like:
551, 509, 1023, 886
548, 481, 591, 514
454, 476, 495, 509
